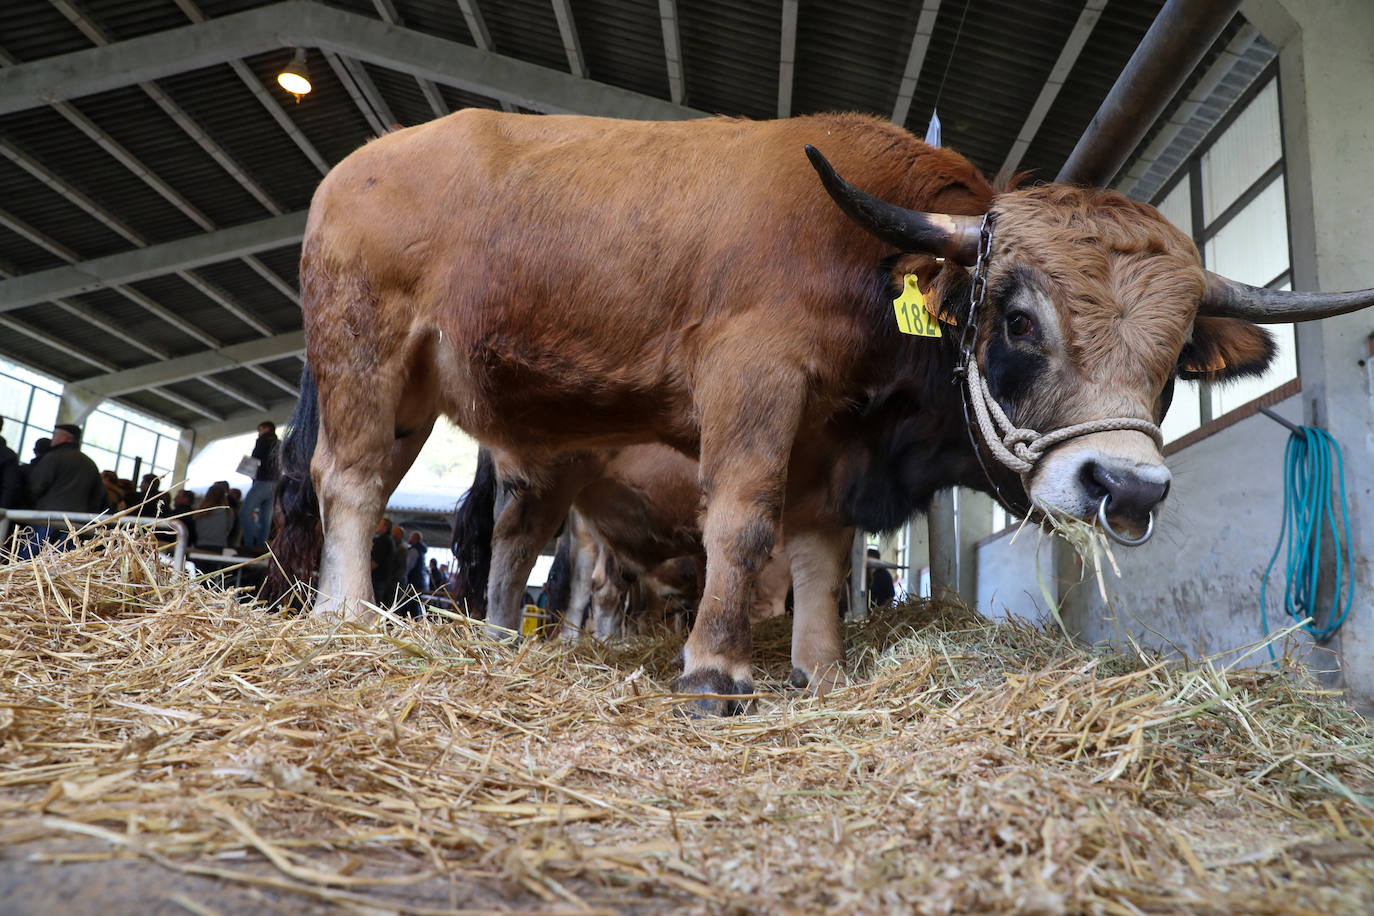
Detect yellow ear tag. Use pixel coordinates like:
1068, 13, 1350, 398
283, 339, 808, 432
893, 274, 941, 337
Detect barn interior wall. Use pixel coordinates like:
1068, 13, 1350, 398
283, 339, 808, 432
1042, 0, 1374, 699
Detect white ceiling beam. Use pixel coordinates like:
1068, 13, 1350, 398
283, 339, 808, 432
0, 205, 180, 358
245, 363, 301, 398
995, 0, 1109, 185
550, 0, 588, 79
243, 255, 299, 304
454, 0, 517, 113
171, 0, 330, 175
74, 331, 306, 398
371, 0, 448, 119
0, 2, 702, 120
0, 315, 116, 372
150, 385, 223, 421
0, 212, 308, 313
658, 0, 685, 105
176, 270, 275, 337
198, 374, 267, 412
50, 0, 286, 215
892, 1, 941, 127
777, 0, 798, 118
324, 51, 388, 134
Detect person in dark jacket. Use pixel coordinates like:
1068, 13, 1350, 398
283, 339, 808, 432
370, 517, 394, 605
239, 422, 280, 548
20, 424, 107, 556
865, 547, 896, 611
0, 435, 21, 509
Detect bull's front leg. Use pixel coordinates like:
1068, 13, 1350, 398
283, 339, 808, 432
784, 525, 852, 692
676, 360, 804, 715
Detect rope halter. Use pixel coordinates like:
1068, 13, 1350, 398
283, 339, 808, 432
958, 214, 1165, 546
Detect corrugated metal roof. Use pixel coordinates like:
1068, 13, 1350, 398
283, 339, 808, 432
0, 0, 1270, 431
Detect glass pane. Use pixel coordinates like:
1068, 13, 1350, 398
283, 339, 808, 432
20, 426, 47, 462
1201, 79, 1281, 224
122, 426, 157, 472
1155, 178, 1192, 236
1161, 378, 1202, 443
0, 375, 31, 423
154, 435, 180, 475
29, 389, 58, 432
87, 446, 118, 475
85, 412, 124, 453
1204, 178, 1289, 286
116, 453, 139, 480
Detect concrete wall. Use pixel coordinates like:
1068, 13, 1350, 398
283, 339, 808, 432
975, 524, 1057, 624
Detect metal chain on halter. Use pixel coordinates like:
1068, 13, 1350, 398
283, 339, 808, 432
954, 212, 1165, 485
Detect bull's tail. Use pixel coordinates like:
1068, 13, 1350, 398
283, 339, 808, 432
449, 447, 497, 619
263, 364, 323, 608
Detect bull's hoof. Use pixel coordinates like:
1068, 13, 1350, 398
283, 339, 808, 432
672, 668, 755, 717
787, 663, 844, 695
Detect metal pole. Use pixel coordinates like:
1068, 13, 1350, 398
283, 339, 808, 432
849, 530, 867, 620
1057, 0, 1244, 186
928, 488, 958, 599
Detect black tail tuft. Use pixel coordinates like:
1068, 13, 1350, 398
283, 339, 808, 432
448, 447, 497, 619
263, 363, 323, 608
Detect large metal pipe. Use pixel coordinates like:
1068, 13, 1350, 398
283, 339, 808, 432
1056, 0, 1244, 186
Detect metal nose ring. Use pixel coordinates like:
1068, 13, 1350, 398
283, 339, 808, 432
1097, 495, 1155, 546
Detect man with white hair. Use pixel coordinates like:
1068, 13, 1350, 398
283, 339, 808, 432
21, 423, 106, 556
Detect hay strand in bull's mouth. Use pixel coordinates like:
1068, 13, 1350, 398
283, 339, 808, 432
3, 527, 1374, 913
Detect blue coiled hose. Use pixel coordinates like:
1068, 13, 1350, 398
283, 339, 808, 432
1260, 424, 1354, 659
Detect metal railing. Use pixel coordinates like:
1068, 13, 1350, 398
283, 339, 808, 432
0, 509, 189, 571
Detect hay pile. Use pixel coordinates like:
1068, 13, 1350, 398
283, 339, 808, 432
3, 527, 1374, 914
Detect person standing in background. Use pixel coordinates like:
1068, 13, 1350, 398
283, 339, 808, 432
0, 435, 21, 510
21, 424, 107, 556
239, 422, 280, 548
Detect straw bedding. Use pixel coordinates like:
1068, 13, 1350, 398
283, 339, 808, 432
3, 526, 1374, 914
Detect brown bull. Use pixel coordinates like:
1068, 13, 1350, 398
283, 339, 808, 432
273, 109, 1374, 715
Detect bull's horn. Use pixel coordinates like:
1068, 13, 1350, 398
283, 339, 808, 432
805, 145, 982, 265
1201, 271, 1374, 323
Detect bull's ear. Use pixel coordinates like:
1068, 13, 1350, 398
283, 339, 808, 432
1178, 316, 1276, 382
892, 254, 965, 326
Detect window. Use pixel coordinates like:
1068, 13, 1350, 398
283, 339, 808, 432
0, 356, 182, 482
1152, 72, 1294, 444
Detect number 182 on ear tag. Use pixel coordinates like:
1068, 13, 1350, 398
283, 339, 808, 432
893, 274, 942, 338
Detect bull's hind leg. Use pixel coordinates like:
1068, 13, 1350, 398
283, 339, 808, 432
485, 455, 597, 635
784, 525, 851, 692
677, 358, 805, 715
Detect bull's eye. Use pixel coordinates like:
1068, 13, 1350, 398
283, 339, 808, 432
1006, 311, 1035, 338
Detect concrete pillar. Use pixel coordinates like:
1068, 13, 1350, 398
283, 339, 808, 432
1242, 0, 1374, 696
171, 429, 195, 492
928, 488, 957, 599
956, 488, 995, 601
905, 513, 930, 597
56, 383, 103, 428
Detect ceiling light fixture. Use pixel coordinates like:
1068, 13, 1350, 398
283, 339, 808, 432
277, 49, 312, 100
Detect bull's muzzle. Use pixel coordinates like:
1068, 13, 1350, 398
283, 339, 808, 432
1082, 458, 1169, 545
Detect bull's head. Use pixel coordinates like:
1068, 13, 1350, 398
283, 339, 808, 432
806, 146, 1374, 542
